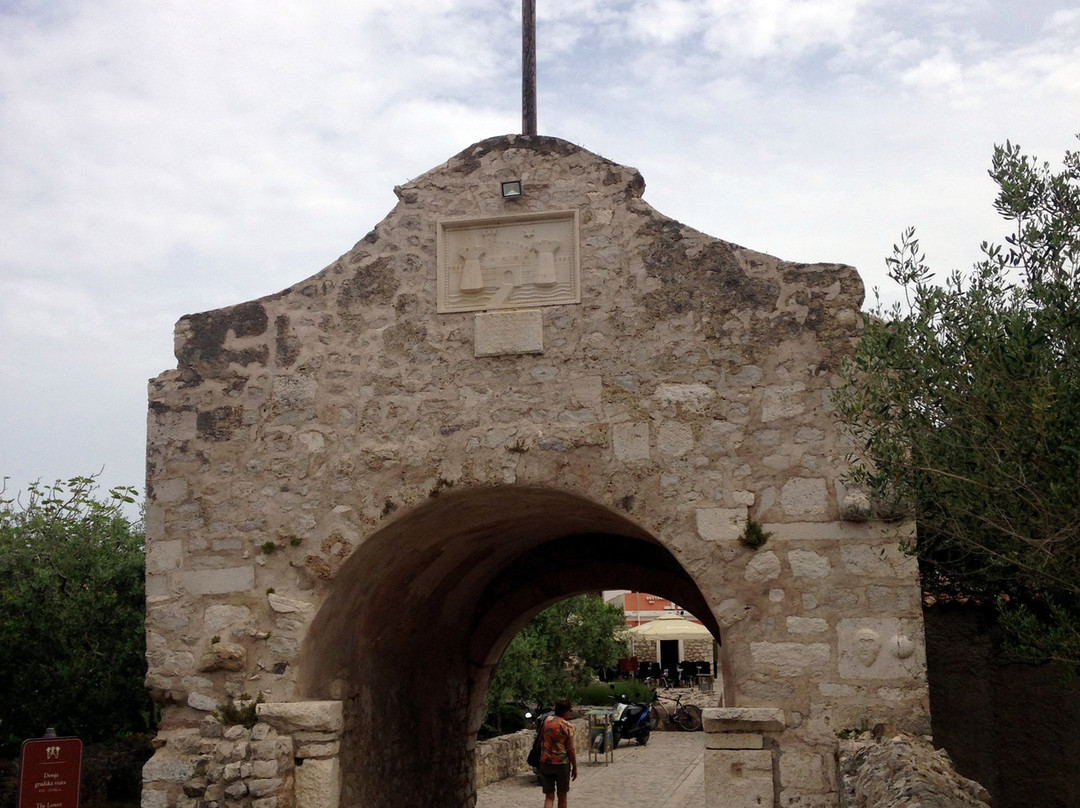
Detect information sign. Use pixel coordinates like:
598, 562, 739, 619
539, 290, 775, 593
18, 736, 82, 808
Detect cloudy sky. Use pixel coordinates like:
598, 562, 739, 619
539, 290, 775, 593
2, 0, 1078, 507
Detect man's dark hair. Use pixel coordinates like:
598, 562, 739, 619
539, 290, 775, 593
554, 698, 572, 717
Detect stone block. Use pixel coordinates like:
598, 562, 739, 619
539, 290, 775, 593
787, 549, 830, 578
696, 508, 746, 542
248, 778, 285, 798
761, 383, 806, 421
750, 642, 831, 677
257, 701, 344, 733
147, 539, 183, 574
187, 692, 218, 712
612, 421, 649, 462
705, 749, 774, 808
295, 741, 339, 759
744, 551, 782, 583
779, 750, 826, 791
141, 789, 169, 808
703, 708, 786, 733
224, 780, 248, 799
204, 604, 251, 632
178, 566, 254, 595
786, 617, 828, 635
658, 421, 694, 456
780, 478, 828, 517
473, 309, 544, 356
840, 544, 918, 578
153, 478, 188, 503
268, 592, 315, 615
143, 753, 194, 784
294, 756, 340, 808
705, 732, 764, 750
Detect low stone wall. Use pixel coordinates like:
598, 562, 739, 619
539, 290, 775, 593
474, 718, 588, 790
142, 718, 296, 808
838, 734, 991, 808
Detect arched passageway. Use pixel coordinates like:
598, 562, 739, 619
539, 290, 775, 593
300, 486, 722, 807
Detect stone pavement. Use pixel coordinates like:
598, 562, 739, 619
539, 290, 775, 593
475, 731, 704, 808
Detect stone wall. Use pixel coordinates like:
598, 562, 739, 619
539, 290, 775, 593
838, 734, 990, 808
141, 719, 295, 808
144, 133, 930, 807
473, 718, 587, 790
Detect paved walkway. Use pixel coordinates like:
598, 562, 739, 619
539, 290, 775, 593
475, 731, 704, 808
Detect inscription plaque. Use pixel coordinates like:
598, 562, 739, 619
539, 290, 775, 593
437, 210, 580, 313
18, 737, 82, 808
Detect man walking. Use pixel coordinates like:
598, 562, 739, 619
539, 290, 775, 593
538, 698, 578, 808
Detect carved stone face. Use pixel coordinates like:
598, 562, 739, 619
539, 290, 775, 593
855, 628, 881, 667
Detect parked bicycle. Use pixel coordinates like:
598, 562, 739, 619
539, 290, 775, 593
651, 691, 703, 731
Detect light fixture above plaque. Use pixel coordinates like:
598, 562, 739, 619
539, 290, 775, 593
501, 180, 523, 199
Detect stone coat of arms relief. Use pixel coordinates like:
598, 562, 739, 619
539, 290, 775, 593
437, 210, 580, 313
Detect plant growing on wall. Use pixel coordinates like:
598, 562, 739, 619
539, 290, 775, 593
833, 137, 1080, 672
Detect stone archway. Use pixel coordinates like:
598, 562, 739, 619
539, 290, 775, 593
142, 134, 930, 808
298, 486, 721, 807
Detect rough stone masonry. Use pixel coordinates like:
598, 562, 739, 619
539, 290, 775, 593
143, 134, 930, 808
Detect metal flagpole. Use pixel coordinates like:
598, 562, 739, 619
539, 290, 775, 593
522, 0, 537, 135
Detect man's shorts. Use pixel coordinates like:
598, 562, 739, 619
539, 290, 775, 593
538, 762, 571, 795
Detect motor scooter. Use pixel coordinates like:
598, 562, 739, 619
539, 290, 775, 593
603, 693, 652, 749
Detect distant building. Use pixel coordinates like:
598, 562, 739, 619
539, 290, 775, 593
603, 590, 705, 627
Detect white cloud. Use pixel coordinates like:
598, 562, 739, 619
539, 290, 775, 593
1, 0, 1078, 499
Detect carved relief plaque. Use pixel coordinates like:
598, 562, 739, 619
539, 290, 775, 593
437, 210, 580, 313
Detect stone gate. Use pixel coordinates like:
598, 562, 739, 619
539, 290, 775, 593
142, 135, 930, 808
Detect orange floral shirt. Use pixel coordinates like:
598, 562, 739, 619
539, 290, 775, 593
539, 715, 574, 764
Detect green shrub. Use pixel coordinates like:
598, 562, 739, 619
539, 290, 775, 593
573, 679, 654, 707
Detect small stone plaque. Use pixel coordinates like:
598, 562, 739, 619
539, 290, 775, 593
474, 310, 543, 357
438, 210, 580, 313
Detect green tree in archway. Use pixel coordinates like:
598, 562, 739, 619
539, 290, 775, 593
833, 137, 1080, 672
0, 475, 150, 753
485, 594, 626, 731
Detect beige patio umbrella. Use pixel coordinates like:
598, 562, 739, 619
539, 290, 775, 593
627, 612, 715, 641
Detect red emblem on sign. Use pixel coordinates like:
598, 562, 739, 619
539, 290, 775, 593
18, 736, 82, 808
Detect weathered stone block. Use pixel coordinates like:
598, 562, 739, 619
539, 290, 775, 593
473, 309, 544, 356
705, 749, 774, 808
840, 544, 918, 578
612, 422, 649, 462
787, 617, 828, 635
178, 566, 254, 595
696, 508, 746, 543
780, 477, 828, 517
780, 750, 827, 791
750, 642, 831, 676
788, 549, 830, 578
744, 551, 782, 583
147, 540, 183, 574
257, 701, 344, 733
703, 708, 786, 733
268, 592, 315, 614
294, 756, 340, 808
705, 732, 764, 750
658, 421, 694, 456
143, 754, 194, 784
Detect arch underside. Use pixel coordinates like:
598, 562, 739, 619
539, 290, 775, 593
299, 486, 721, 807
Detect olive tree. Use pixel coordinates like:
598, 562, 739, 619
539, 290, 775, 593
484, 594, 626, 730
0, 475, 149, 752
833, 138, 1080, 670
